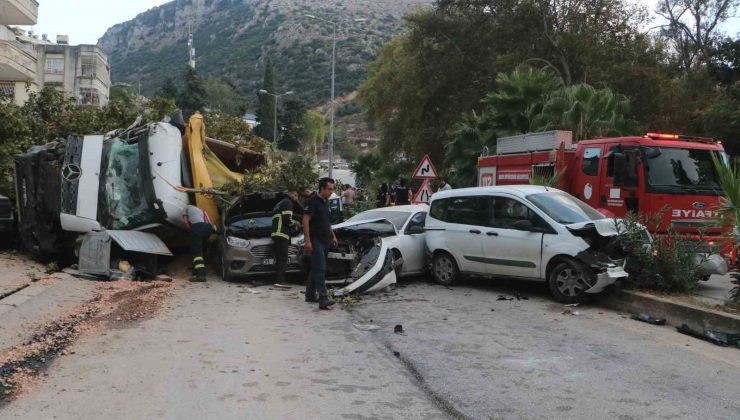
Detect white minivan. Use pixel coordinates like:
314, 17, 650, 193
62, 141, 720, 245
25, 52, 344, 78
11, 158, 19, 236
425, 185, 629, 303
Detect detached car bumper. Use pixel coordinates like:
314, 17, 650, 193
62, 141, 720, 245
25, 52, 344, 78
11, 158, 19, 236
697, 254, 728, 277
587, 265, 628, 294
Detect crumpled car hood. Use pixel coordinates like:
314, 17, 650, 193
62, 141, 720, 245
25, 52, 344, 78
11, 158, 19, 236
565, 218, 621, 237
333, 218, 396, 233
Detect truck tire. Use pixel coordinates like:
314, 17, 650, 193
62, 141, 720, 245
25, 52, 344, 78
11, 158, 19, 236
548, 259, 595, 304
433, 252, 459, 286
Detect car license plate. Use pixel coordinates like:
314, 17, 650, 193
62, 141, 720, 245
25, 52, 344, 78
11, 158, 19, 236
262, 258, 276, 266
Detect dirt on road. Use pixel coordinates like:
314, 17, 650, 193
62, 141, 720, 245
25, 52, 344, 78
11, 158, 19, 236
0, 264, 177, 404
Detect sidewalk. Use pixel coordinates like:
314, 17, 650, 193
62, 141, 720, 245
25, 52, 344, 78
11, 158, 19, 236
692, 274, 736, 306
599, 275, 740, 334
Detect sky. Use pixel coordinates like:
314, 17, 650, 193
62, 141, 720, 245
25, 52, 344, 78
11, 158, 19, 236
21, 0, 171, 45
21, 0, 739, 46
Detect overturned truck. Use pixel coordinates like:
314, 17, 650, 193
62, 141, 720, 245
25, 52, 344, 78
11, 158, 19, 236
14, 114, 259, 276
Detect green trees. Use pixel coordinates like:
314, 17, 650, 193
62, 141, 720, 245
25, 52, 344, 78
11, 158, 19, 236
531, 85, 633, 140
443, 67, 634, 187
178, 67, 207, 117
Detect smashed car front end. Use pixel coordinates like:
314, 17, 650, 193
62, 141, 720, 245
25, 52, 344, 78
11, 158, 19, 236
565, 219, 632, 294
306, 219, 398, 296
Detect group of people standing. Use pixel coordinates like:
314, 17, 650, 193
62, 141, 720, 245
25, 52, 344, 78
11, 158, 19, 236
376, 175, 452, 208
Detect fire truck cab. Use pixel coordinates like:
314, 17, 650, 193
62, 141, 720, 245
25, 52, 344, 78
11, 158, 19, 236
478, 131, 733, 277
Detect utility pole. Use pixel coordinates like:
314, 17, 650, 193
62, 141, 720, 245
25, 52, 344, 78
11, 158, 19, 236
188, 25, 196, 69
258, 89, 294, 148
304, 15, 366, 179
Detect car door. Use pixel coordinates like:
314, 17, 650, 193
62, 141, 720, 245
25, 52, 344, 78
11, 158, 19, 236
397, 211, 427, 275
572, 146, 603, 209
482, 195, 547, 278
440, 196, 492, 275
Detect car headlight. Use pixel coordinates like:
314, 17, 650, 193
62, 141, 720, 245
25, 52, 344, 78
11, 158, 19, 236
227, 236, 250, 248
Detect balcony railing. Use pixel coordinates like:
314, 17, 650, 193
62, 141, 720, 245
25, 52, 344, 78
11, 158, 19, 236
0, 40, 37, 80
0, 0, 39, 25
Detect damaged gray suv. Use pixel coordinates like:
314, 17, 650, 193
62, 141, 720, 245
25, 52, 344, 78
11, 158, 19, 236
218, 192, 304, 281
425, 186, 633, 303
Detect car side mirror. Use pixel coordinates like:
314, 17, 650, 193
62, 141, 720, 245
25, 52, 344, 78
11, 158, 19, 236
512, 220, 534, 231
407, 225, 424, 235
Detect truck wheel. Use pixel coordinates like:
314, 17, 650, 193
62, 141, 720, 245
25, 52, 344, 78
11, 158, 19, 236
548, 259, 595, 304
433, 252, 459, 286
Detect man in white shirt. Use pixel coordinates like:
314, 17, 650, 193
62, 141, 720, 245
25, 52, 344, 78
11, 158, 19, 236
436, 176, 452, 191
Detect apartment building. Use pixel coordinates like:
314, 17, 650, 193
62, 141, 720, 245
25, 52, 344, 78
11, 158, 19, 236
0, 0, 111, 107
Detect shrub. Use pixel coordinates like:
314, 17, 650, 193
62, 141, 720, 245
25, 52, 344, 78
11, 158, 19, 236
616, 211, 704, 292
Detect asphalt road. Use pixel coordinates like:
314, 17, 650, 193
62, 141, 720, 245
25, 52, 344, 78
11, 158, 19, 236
2, 275, 739, 419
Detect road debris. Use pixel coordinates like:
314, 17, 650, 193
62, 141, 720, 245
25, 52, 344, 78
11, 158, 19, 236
273, 284, 292, 289
497, 295, 514, 301
353, 323, 381, 331
630, 313, 666, 326
394, 325, 404, 334
562, 310, 583, 316
564, 303, 580, 307
513, 292, 528, 300
676, 324, 740, 348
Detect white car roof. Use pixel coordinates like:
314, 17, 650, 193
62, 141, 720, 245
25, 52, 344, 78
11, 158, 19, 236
432, 185, 562, 200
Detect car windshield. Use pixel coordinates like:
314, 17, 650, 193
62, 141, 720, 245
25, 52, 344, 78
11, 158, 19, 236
347, 210, 411, 231
644, 147, 723, 194
527, 192, 605, 225
99, 137, 158, 230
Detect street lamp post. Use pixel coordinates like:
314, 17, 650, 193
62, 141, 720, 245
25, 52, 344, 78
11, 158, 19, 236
258, 89, 294, 147
305, 14, 366, 179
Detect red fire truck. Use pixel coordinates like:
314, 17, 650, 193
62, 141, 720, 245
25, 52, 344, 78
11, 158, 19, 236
477, 131, 733, 277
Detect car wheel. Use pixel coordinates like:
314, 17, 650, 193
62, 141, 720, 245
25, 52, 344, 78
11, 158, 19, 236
548, 259, 595, 304
220, 252, 234, 282
433, 252, 459, 286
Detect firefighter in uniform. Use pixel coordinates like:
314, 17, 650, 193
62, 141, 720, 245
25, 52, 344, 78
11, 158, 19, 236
183, 204, 216, 282
271, 190, 300, 284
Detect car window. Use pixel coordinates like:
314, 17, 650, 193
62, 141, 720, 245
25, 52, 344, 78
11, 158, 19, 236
490, 197, 546, 229
582, 147, 601, 176
445, 196, 491, 226
526, 191, 605, 224
404, 212, 427, 233
347, 210, 411, 231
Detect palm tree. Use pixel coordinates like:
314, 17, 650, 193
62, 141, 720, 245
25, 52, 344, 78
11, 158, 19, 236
351, 153, 382, 188
711, 153, 740, 304
481, 66, 563, 135
445, 112, 497, 188
531, 84, 632, 140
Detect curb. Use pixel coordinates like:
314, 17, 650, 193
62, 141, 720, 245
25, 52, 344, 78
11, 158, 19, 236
599, 288, 740, 332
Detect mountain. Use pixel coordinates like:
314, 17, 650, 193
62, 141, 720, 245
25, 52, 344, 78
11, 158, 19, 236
98, 0, 433, 108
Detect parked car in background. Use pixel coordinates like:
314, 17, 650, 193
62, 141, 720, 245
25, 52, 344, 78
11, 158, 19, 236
218, 192, 303, 281
425, 186, 630, 303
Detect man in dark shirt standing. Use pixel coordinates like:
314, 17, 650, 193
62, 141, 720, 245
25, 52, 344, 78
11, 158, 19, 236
272, 190, 300, 285
394, 178, 412, 206
303, 177, 338, 309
